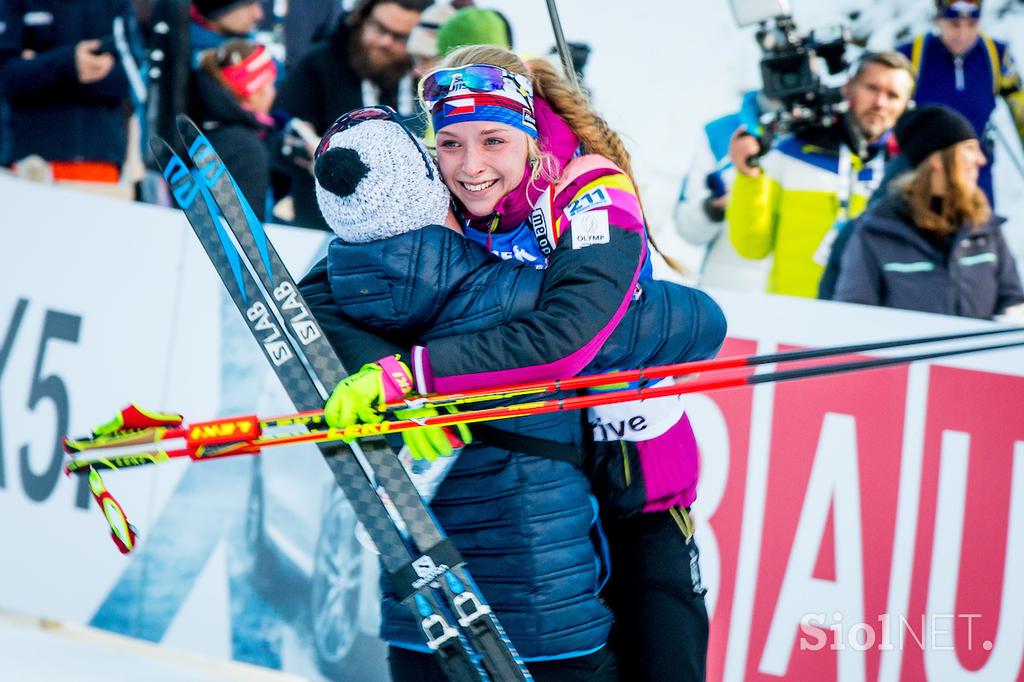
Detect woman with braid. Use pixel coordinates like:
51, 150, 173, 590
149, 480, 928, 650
317, 46, 719, 681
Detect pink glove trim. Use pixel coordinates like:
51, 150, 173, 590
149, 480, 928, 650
412, 345, 434, 394
377, 355, 413, 403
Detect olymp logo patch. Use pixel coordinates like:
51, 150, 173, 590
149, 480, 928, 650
571, 210, 610, 249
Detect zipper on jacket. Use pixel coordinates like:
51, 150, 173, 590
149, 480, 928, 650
620, 441, 631, 487
954, 56, 965, 91
485, 213, 499, 252
670, 505, 695, 540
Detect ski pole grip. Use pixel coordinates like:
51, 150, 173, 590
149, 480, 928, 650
184, 415, 261, 447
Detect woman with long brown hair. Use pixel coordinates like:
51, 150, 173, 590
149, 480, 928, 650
835, 104, 1024, 319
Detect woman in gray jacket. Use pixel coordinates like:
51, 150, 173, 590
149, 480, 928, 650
834, 105, 1024, 320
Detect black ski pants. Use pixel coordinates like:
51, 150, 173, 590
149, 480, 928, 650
602, 506, 709, 682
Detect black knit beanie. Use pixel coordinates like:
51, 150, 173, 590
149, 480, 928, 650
895, 104, 978, 167
193, 0, 259, 21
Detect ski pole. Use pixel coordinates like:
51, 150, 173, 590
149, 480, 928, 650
545, 0, 580, 91
65, 326, 1024, 458
64, 335, 1024, 474
390, 325, 1024, 411
64, 408, 326, 454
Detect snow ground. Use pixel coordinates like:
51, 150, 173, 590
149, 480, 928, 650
0, 608, 311, 682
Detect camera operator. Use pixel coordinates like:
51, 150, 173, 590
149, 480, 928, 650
0, 0, 139, 191
726, 51, 916, 298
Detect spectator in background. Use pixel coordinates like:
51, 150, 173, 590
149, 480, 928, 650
726, 51, 915, 298
272, 0, 345, 70
897, 0, 1024, 208
191, 39, 278, 219
0, 0, 137, 189
403, 2, 512, 79
273, 0, 430, 230
673, 91, 771, 291
834, 105, 1024, 320
435, 6, 512, 56
407, 2, 457, 77
190, 0, 264, 61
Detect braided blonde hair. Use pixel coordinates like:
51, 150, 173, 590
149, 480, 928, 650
431, 45, 686, 274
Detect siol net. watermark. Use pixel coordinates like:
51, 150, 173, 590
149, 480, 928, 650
799, 612, 992, 652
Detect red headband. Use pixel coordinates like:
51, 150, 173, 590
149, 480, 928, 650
221, 45, 277, 98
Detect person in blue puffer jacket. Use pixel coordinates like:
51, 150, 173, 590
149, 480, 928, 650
309, 111, 617, 681
307, 98, 725, 681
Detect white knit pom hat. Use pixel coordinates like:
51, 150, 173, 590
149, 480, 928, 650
314, 116, 450, 243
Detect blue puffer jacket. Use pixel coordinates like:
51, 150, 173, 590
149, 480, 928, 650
328, 226, 726, 656
330, 226, 615, 661
328, 225, 726, 372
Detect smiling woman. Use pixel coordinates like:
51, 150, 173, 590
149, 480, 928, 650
434, 121, 531, 216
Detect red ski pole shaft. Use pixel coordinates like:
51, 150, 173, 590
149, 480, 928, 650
391, 325, 1024, 411
146, 335, 1024, 455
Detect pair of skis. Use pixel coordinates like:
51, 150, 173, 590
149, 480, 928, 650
144, 116, 530, 682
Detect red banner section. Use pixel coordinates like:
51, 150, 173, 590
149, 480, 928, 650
695, 337, 758, 682
698, 338, 1024, 682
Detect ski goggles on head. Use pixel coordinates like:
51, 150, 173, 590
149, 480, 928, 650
419, 64, 537, 138
939, 0, 981, 19
314, 105, 435, 181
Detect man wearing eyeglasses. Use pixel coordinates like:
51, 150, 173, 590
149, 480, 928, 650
274, 0, 431, 230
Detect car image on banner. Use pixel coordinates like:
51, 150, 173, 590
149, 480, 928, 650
244, 376, 384, 681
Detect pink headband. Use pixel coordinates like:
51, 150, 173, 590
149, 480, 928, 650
221, 45, 277, 98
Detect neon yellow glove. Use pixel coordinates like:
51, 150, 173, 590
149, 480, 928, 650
396, 406, 472, 461
324, 356, 413, 428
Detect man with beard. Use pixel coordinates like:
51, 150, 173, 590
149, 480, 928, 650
274, 0, 430, 230
725, 51, 916, 298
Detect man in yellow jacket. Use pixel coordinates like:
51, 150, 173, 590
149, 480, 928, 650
726, 52, 916, 297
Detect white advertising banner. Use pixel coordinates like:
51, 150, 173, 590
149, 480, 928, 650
2, 176, 1023, 681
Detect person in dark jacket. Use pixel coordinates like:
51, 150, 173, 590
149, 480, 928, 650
834, 104, 1024, 320
192, 39, 277, 219
272, 0, 429, 230
0, 0, 137, 180
309, 111, 622, 680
